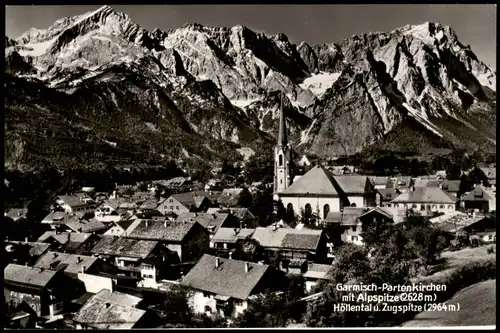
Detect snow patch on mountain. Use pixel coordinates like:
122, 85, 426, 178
298, 118, 318, 146
17, 38, 56, 57
231, 98, 262, 108
299, 72, 341, 97
402, 102, 443, 138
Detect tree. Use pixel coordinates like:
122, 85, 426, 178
159, 285, 195, 327
232, 238, 262, 262
360, 215, 395, 250
329, 243, 371, 284
445, 163, 462, 180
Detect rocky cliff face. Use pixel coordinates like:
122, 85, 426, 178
5, 6, 496, 171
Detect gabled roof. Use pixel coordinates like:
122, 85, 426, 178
73, 289, 146, 329
4, 264, 58, 290
126, 219, 204, 242
91, 236, 158, 259
281, 165, 340, 195
461, 185, 495, 202
41, 211, 68, 224
181, 254, 270, 300
212, 228, 256, 244
325, 207, 368, 225
303, 263, 334, 280
392, 187, 456, 204
479, 167, 496, 179
164, 191, 211, 209
369, 176, 391, 186
34, 251, 99, 274
175, 212, 229, 233
334, 175, 374, 194
359, 207, 394, 220
251, 227, 323, 250
413, 178, 440, 188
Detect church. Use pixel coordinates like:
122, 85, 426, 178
273, 94, 377, 221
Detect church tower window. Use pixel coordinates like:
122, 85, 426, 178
279, 155, 283, 166
323, 204, 330, 219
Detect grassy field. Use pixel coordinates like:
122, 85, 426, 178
415, 245, 496, 283
403, 279, 496, 327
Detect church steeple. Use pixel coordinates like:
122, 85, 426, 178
274, 91, 293, 193
277, 91, 288, 147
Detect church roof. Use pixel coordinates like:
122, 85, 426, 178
280, 165, 340, 196
333, 175, 374, 194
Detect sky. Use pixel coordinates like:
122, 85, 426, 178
5, 4, 497, 69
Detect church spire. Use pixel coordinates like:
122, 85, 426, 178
277, 91, 288, 147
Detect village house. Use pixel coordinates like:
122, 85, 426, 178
60, 216, 108, 234
377, 188, 402, 207
54, 194, 96, 215
250, 226, 328, 268
5, 241, 53, 267
210, 227, 256, 251
175, 212, 230, 239
181, 254, 283, 318
4, 264, 84, 320
72, 289, 152, 329
33, 251, 118, 279
36, 232, 101, 255
95, 199, 131, 223
412, 177, 440, 188
460, 185, 496, 213
391, 176, 414, 193
463, 215, 496, 243
302, 263, 334, 293
325, 207, 368, 246
156, 191, 212, 215
213, 207, 260, 229
329, 165, 356, 175
92, 236, 181, 284
5, 208, 29, 223
391, 186, 457, 215
125, 219, 210, 263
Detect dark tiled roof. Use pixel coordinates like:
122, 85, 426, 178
359, 207, 394, 220
72, 290, 145, 329
91, 236, 158, 259
56, 195, 95, 208
34, 251, 99, 274
41, 211, 68, 224
5, 241, 51, 257
181, 254, 270, 300
168, 191, 211, 209
377, 188, 400, 200
4, 264, 58, 289
127, 219, 202, 242
281, 234, 322, 250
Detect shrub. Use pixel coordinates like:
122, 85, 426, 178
486, 246, 495, 254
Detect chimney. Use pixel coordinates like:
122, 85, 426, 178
77, 256, 83, 263
194, 213, 198, 217
245, 262, 250, 273
212, 214, 216, 220
25, 237, 28, 242
229, 252, 233, 259
164, 221, 168, 228
145, 220, 149, 227
273, 224, 277, 231
81, 265, 86, 273
52, 253, 58, 259
40, 267, 45, 272
18, 211, 22, 217
215, 257, 220, 268
233, 228, 238, 236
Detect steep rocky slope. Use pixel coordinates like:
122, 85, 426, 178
5, 5, 496, 171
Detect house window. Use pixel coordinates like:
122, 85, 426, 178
352, 236, 358, 242
412, 204, 417, 209
323, 204, 330, 220
170, 206, 174, 210
203, 292, 211, 298
432, 205, 437, 209
169, 199, 173, 203
420, 205, 425, 211
176, 206, 179, 210
439, 204, 444, 209
205, 305, 212, 313
352, 227, 357, 232
304, 204, 312, 218
234, 300, 243, 307
52, 301, 64, 311
448, 205, 454, 210
286, 203, 294, 221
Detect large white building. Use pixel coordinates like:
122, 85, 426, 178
273, 98, 376, 220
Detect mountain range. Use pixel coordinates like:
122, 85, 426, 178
5, 5, 496, 172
